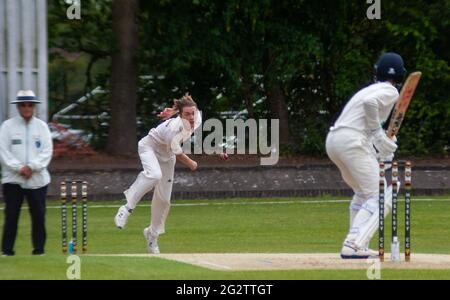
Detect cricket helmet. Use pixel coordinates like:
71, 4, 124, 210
374, 52, 407, 84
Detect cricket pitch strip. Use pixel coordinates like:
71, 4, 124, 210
90, 253, 450, 271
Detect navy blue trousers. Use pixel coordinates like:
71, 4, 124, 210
1, 183, 47, 255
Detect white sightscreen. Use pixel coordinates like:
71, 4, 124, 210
0, 0, 48, 122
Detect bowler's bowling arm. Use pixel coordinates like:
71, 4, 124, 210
176, 153, 198, 171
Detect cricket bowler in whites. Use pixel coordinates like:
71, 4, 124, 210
114, 94, 206, 254
326, 53, 406, 258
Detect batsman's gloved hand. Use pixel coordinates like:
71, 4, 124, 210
378, 152, 394, 170
372, 127, 397, 157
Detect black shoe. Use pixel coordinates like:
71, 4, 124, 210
1, 251, 14, 256
32, 250, 45, 256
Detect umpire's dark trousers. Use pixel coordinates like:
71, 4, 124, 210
1, 183, 48, 255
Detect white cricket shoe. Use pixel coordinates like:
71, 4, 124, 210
114, 205, 131, 229
340, 241, 379, 259
143, 227, 160, 254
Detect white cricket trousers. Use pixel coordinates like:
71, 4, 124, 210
124, 136, 176, 237
326, 127, 393, 248
326, 128, 379, 206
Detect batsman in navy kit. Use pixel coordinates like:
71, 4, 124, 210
0, 90, 53, 256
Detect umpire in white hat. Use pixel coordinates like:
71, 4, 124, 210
0, 90, 53, 256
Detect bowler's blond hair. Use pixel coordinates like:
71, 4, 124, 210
172, 93, 197, 114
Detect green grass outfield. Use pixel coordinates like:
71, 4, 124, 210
1, 196, 450, 280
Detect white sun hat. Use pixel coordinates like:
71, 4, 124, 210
11, 90, 41, 104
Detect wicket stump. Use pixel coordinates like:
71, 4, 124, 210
61, 180, 88, 254
378, 161, 412, 262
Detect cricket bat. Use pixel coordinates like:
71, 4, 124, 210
386, 71, 422, 139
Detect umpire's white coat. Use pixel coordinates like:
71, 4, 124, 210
124, 111, 202, 237
326, 82, 398, 247
0, 116, 53, 189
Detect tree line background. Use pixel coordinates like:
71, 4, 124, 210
48, 0, 450, 157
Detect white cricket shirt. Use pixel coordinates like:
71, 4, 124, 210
331, 82, 399, 134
